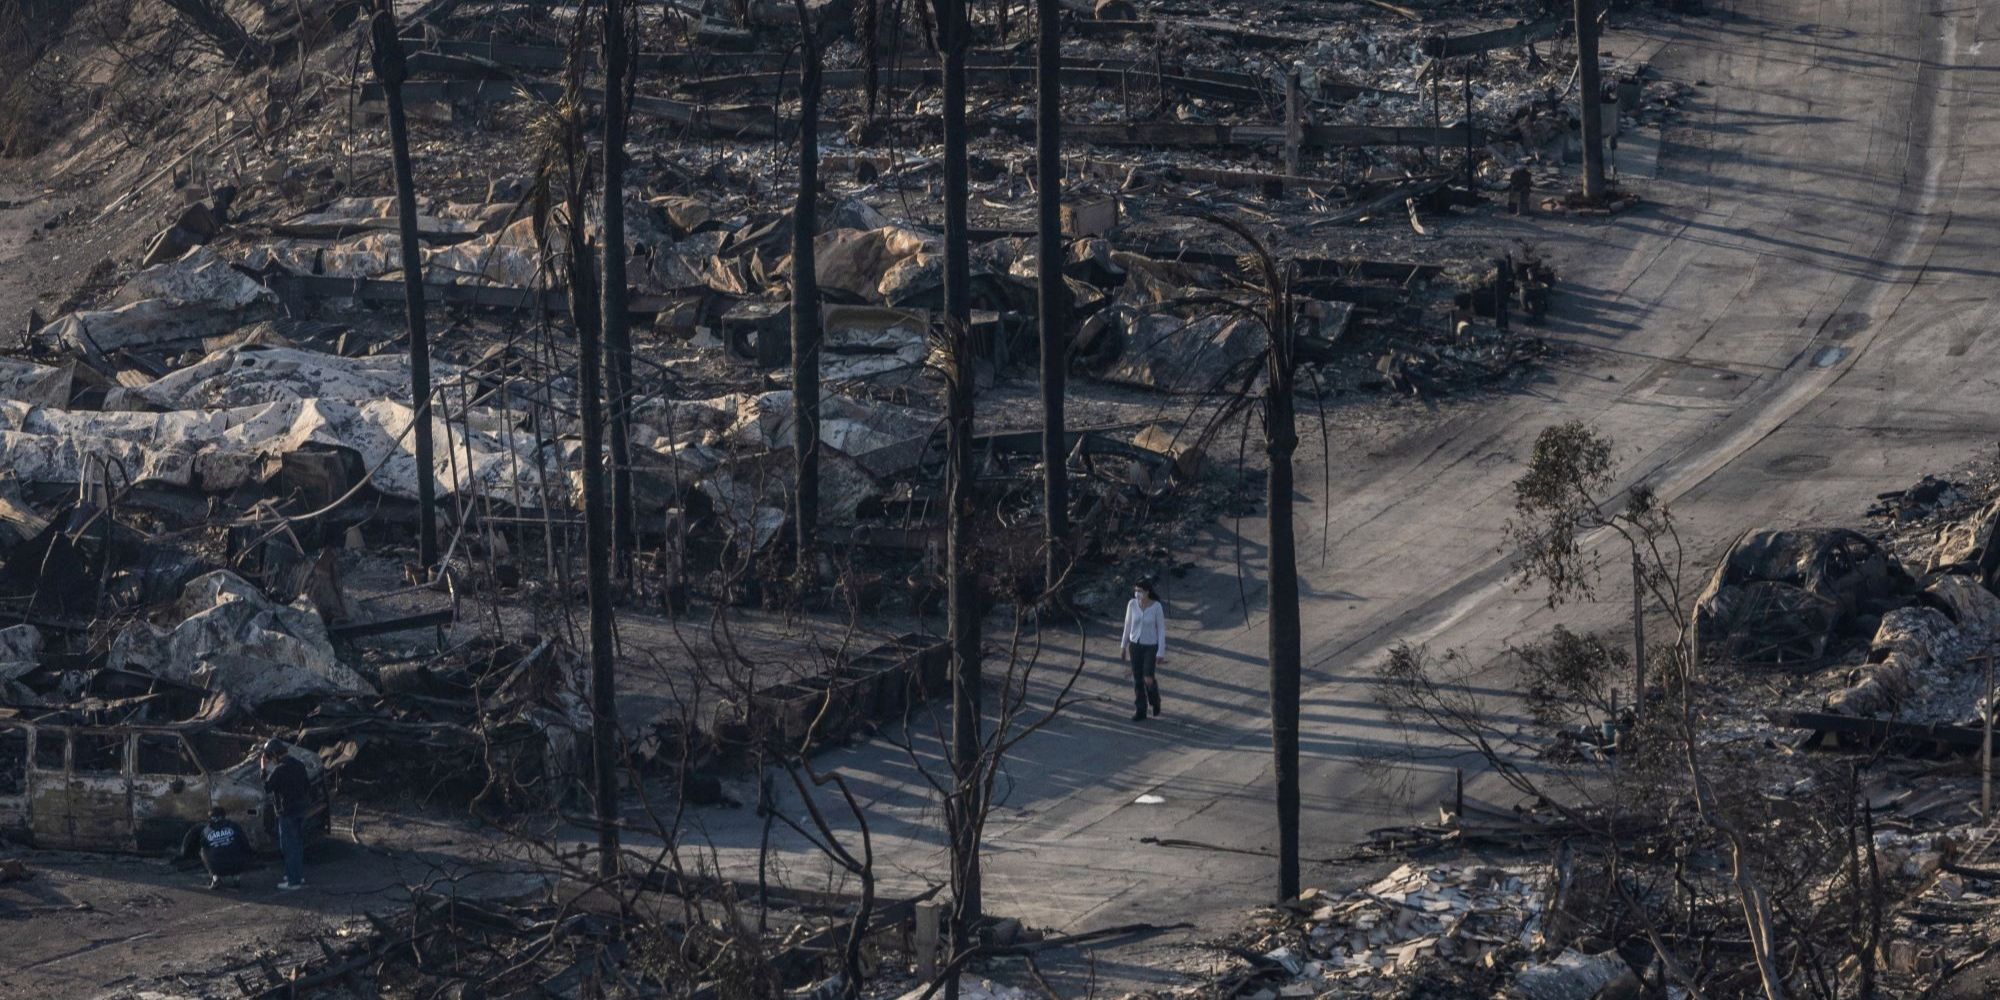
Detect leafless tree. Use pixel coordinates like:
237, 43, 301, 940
925, 0, 985, 975
1036, 0, 1069, 597
603, 0, 639, 569
525, 10, 621, 880
365, 1, 439, 572
791, 0, 825, 569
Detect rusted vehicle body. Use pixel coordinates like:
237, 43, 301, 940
0, 720, 328, 853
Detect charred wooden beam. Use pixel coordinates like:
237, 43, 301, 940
965, 227, 1442, 281
1767, 710, 1990, 753
264, 273, 673, 316
328, 608, 455, 640
680, 63, 1271, 105
402, 37, 1404, 102
1421, 18, 1566, 59
994, 120, 1485, 150
1065, 15, 1295, 48
403, 37, 793, 75
355, 79, 783, 139
360, 79, 1460, 149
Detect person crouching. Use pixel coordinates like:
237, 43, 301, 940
181, 806, 250, 890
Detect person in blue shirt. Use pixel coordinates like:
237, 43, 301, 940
180, 806, 250, 890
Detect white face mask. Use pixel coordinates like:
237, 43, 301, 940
1134, 591, 1146, 601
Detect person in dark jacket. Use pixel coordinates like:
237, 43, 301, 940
181, 805, 250, 889
261, 739, 311, 890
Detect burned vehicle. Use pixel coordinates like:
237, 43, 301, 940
1694, 528, 1915, 666
0, 719, 328, 853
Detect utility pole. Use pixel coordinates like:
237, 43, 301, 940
1037, 0, 1068, 598
1575, 0, 1607, 200
366, 2, 438, 573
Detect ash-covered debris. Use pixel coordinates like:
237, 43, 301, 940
0, 0, 1682, 995
1178, 860, 1657, 1000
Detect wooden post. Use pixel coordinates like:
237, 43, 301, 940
1283, 67, 1302, 182
1984, 652, 1994, 820
915, 901, 941, 979
1461, 63, 1475, 190
1631, 549, 1646, 715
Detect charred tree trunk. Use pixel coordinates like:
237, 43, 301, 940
1575, 0, 1607, 200
1266, 302, 1302, 901
938, 0, 983, 972
602, 0, 637, 569
793, 0, 824, 566
367, 4, 438, 572
858, 0, 882, 122
1036, 0, 1068, 598
1631, 548, 1646, 714
561, 35, 621, 880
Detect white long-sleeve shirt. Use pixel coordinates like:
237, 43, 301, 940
1122, 599, 1166, 656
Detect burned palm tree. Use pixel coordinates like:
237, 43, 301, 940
1195, 216, 1333, 901
526, 16, 619, 879
365, 1, 438, 572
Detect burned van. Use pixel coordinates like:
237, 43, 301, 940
0, 720, 328, 853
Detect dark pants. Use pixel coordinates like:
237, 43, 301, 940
278, 815, 306, 885
202, 849, 247, 879
1128, 645, 1160, 714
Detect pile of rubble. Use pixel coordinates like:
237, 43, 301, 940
1179, 860, 1660, 1000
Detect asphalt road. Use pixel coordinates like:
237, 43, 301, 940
682, 0, 2000, 978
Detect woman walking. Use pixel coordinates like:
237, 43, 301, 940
1122, 580, 1166, 721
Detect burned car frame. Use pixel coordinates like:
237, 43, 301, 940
0, 719, 329, 854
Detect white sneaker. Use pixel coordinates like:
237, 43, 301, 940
207, 876, 222, 890
277, 880, 304, 891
